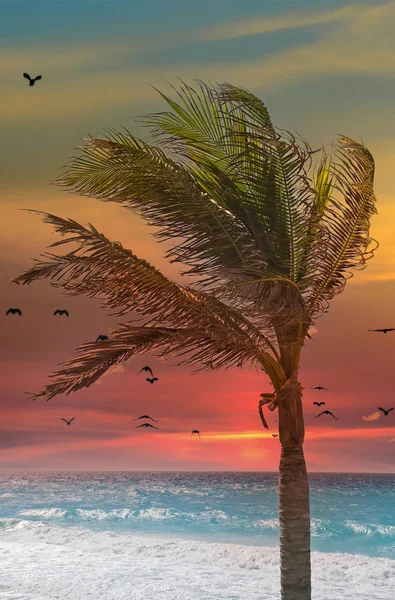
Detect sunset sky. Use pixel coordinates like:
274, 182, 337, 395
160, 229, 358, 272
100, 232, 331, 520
2, 0, 395, 472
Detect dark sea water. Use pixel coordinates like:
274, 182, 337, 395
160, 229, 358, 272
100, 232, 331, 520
0, 471, 394, 599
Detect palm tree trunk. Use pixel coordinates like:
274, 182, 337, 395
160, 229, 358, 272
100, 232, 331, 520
278, 380, 311, 600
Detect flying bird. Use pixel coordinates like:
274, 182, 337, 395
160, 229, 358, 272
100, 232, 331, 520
311, 386, 330, 391
368, 329, 395, 334
191, 430, 200, 438
54, 309, 69, 317
146, 377, 158, 384
313, 402, 326, 407
61, 418, 75, 426
6, 308, 22, 316
136, 423, 158, 429
378, 407, 394, 416
139, 366, 154, 377
133, 415, 158, 422
23, 73, 42, 86
315, 410, 338, 420
96, 335, 109, 341
272, 434, 278, 438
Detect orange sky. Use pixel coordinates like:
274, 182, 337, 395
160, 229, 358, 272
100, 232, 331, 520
1, 0, 395, 471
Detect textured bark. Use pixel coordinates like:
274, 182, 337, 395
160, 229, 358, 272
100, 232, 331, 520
278, 380, 311, 600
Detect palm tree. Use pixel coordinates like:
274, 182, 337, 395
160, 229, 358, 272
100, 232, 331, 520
13, 80, 378, 600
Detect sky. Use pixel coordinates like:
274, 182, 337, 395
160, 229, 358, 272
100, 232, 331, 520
1, 0, 395, 472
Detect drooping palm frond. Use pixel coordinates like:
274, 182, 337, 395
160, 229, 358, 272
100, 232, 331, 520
12, 211, 279, 358
27, 316, 285, 402
55, 131, 264, 285
14, 211, 289, 398
27, 326, 179, 401
304, 136, 378, 321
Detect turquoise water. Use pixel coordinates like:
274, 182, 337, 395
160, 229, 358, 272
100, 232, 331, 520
1, 471, 394, 559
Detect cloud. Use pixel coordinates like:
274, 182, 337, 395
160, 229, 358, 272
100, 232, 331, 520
3, 3, 395, 123
0, 43, 138, 74
362, 411, 381, 422
94, 364, 125, 385
202, 5, 357, 41
389, 437, 395, 442
308, 326, 318, 336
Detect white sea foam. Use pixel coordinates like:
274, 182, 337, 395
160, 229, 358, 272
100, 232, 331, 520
252, 518, 279, 530
20, 508, 68, 519
344, 521, 395, 537
17, 506, 235, 523
0, 520, 394, 600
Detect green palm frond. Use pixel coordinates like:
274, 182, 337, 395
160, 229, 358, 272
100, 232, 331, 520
143, 80, 317, 284
313, 157, 333, 213
304, 136, 378, 321
296, 156, 334, 300
55, 131, 264, 284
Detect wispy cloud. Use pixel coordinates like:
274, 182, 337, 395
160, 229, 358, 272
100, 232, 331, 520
202, 5, 357, 41
362, 411, 382, 422
0, 43, 138, 74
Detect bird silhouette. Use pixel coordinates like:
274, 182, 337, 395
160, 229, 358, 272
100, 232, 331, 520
6, 308, 22, 316
311, 386, 330, 391
23, 73, 42, 86
146, 377, 158, 384
61, 418, 75, 426
54, 309, 69, 317
136, 423, 158, 429
313, 401, 326, 407
378, 407, 394, 416
369, 328, 395, 334
191, 430, 200, 438
96, 335, 109, 341
272, 434, 278, 438
315, 410, 338, 420
139, 366, 154, 377
133, 415, 158, 422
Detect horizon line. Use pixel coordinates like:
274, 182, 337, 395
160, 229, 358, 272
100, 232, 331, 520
0, 469, 394, 475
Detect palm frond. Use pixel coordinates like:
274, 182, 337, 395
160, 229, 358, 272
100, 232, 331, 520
296, 156, 334, 301
218, 272, 306, 326
55, 130, 264, 284
304, 136, 378, 321
27, 326, 178, 401
12, 212, 279, 360
27, 316, 285, 402
143, 80, 317, 284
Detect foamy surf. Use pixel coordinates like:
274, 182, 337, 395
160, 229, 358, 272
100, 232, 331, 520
0, 521, 394, 600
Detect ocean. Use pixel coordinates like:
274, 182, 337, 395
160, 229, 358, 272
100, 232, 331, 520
0, 471, 394, 599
